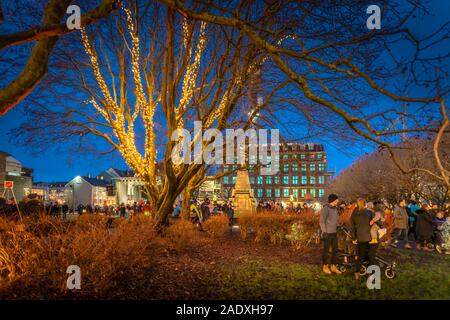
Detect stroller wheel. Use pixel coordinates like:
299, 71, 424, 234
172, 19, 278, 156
359, 265, 367, 276
339, 265, 347, 273
385, 267, 396, 279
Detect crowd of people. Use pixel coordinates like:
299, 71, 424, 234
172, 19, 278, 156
173, 199, 235, 228
319, 194, 450, 279
75, 201, 153, 218
256, 201, 317, 214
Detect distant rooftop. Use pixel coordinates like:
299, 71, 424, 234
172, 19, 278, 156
82, 176, 110, 187
112, 168, 135, 177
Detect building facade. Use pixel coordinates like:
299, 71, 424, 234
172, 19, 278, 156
32, 182, 68, 204
221, 143, 333, 203
0, 151, 33, 201
194, 178, 224, 202
65, 176, 112, 208
97, 168, 146, 205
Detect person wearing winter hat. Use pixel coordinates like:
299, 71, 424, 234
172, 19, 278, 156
319, 194, 342, 275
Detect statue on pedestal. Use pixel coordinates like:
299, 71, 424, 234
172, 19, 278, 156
230, 168, 256, 218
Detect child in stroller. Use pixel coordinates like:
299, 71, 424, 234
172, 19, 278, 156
434, 214, 450, 254
337, 225, 397, 279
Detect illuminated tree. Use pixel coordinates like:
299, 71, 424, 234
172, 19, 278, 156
13, 2, 281, 223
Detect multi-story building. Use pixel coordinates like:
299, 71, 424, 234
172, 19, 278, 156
32, 182, 68, 204
0, 150, 33, 201
194, 178, 224, 203
97, 168, 146, 205
221, 143, 333, 203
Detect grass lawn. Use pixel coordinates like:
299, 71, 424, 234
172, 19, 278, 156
208, 245, 450, 300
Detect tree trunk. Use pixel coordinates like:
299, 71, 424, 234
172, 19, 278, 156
154, 191, 178, 226
182, 187, 191, 219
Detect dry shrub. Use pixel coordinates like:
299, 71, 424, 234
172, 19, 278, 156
164, 218, 202, 250
203, 215, 230, 238
239, 211, 320, 247
239, 211, 299, 244
0, 214, 157, 298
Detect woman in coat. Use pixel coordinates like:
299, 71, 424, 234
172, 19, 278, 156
415, 204, 435, 251
391, 199, 412, 249
349, 198, 382, 280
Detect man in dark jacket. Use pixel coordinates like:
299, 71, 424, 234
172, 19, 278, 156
319, 194, 342, 275
416, 204, 435, 251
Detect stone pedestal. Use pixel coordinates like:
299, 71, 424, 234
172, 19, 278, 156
230, 169, 256, 217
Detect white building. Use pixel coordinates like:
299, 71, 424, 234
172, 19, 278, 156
97, 168, 146, 205
65, 176, 111, 208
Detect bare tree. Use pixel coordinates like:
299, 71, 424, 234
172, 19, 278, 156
330, 132, 450, 206
157, 0, 450, 188
0, 0, 121, 116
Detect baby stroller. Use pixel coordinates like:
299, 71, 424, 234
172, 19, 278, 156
336, 226, 397, 279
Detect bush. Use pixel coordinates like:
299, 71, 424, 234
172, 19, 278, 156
0, 214, 157, 298
203, 215, 230, 238
164, 218, 202, 250
239, 211, 320, 247
239, 212, 299, 244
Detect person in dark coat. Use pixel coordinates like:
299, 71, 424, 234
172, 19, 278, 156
349, 198, 382, 280
201, 200, 210, 221
119, 203, 126, 218
415, 204, 435, 251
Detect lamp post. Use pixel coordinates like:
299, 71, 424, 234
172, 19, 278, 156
70, 184, 74, 214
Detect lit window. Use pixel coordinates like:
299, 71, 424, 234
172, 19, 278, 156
223, 176, 229, 184
275, 189, 280, 197
257, 189, 263, 198
232, 176, 236, 185
300, 154, 306, 160
319, 176, 325, 184
317, 153, 323, 159
283, 189, 289, 197
310, 189, 316, 197
283, 154, 289, 160
301, 164, 307, 171
301, 189, 307, 197
275, 176, 280, 184
266, 176, 272, 184
283, 164, 289, 172
292, 176, 298, 185
318, 163, 325, 171
293, 189, 299, 198
310, 164, 316, 171
257, 176, 263, 184
250, 176, 254, 184
283, 176, 289, 185
319, 189, 325, 197
292, 164, 298, 172
266, 189, 272, 197
310, 176, 315, 185
301, 176, 307, 185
